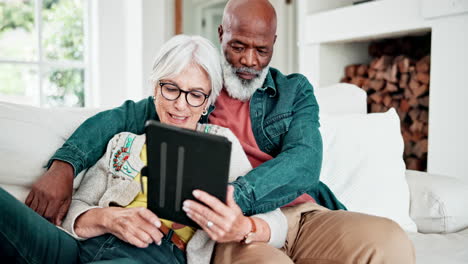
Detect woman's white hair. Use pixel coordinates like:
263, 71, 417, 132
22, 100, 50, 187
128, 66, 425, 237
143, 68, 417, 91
150, 35, 222, 106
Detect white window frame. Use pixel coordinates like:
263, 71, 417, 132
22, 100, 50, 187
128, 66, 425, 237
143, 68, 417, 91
0, 0, 91, 107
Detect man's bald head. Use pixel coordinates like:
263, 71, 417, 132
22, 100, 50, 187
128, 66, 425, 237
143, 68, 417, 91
222, 0, 277, 36
217, 0, 277, 101
218, 0, 277, 71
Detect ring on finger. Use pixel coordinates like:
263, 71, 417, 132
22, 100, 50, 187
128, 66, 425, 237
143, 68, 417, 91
206, 220, 214, 229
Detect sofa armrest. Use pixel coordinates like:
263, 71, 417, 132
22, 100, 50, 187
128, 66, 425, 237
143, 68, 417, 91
406, 170, 468, 233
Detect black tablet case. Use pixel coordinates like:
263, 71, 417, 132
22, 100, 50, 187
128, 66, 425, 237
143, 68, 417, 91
143, 120, 231, 227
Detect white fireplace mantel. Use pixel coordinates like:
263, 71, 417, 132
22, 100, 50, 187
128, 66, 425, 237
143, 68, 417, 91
296, 0, 468, 179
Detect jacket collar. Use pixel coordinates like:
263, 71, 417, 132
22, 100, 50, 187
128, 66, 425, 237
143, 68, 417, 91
259, 69, 277, 97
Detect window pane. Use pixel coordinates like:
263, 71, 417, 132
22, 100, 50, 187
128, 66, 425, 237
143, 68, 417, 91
0, 0, 37, 60
42, 0, 84, 61
0, 63, 39, 105
43, 67, 84, 107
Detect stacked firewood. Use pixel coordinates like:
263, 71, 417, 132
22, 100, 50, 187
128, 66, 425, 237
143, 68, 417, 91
340, 54, 430, 171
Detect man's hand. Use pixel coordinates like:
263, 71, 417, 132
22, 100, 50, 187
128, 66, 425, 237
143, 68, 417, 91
25, 160, 74, 226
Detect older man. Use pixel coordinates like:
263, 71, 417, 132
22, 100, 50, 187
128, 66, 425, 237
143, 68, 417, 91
26, 0, 415, 263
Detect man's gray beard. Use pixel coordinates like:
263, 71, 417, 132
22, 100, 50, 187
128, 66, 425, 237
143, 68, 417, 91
221, 52, 269, 102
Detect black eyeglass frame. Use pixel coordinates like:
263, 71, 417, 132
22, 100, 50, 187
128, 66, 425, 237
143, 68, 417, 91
158, 81, 210, 107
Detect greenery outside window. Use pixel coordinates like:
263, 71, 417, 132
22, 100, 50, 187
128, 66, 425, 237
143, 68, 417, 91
0, 0, 88, 107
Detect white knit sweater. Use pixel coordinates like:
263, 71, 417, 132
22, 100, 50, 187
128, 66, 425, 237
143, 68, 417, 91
61, 124, 287, 264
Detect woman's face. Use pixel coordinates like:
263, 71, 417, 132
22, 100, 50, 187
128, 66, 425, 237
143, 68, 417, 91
154, 64, 211, 130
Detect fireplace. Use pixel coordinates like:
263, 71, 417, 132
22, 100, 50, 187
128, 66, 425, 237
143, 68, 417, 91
340, 34, 431, 171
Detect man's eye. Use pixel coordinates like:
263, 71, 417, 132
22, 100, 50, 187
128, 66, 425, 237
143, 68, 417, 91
232, 46, 243, 52
258, 49, 268, 55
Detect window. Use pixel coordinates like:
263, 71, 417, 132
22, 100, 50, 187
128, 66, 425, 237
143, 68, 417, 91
0, 0, 88, 107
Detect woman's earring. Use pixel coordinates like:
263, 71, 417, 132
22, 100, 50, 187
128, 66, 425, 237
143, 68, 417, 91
202, 109, 208, 116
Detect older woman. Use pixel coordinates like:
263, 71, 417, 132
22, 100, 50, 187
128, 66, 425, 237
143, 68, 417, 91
0, 35, 286, 264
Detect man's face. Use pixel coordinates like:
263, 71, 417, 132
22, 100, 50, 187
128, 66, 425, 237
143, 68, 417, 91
219, 22, 275, 80
217, 19, 276, 101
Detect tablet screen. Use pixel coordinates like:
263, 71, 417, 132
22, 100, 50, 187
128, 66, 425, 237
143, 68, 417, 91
144, 120, 231, 227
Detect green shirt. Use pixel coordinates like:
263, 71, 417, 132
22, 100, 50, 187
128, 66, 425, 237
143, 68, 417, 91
49, 67, 345, 215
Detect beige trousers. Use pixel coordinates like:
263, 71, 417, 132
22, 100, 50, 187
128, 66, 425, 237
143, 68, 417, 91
213, 203, 415, 264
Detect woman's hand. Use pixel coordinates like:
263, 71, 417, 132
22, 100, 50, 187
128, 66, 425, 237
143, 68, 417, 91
183, 185, 270, 243
75, 207, 163, 248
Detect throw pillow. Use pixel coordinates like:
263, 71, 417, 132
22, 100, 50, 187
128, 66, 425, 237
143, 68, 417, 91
319, 108, 417, 232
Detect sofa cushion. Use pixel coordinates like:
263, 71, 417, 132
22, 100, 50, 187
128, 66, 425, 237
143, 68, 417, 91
315, 83, 367, 115
408, 228, 468, 264
406, 170, 468, 233
0, 102, 101, 202
319, 108, 417, 232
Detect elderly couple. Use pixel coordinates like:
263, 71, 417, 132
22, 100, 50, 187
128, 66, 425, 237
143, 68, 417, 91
0, 0, 415, 263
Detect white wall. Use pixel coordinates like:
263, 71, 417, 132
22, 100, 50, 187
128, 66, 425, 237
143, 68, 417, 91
269, 0, 297, 74
183, 0, 297, 74
428, 13, 468, 178
297, 0, 468, 179
90, 0, 173, 108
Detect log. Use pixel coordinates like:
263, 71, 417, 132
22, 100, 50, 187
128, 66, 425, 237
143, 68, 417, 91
375, 71, 386, 80
369, 79, 385, 91
413, 139, 428, 159
416, 55, 430, 73
383, 94, 393, 107
413, 84, 429, 97
385, 82, 399, 93
361, 78, 371, 91
371, 103, 384, 113
399, 99, 410, 112
371, 55, 393, 71
384, 63, 398, 83
369, 92, 384, 104
404, 88, 414, 99
406, 157, 423, 171
401, 126, 411, 141
418, 95, 430, 107
399, 73, 409, 89
409, 78, 421, 92
391, 99, 400, 109
410, 131, 425, 142
397, 109, 407, 121
345, 64, 358, 78
423, 123, 429, 135
410, 120, 424, 133
419, 110, 429, 122
392, 93, 404, 100
357, 64, 369, 76
404, 141, 413, 156
408, 97, 419, 107
409, 108, 421, 121
416, 72, 430, 84
368, 68, 377, 79
395, 55, 410, 73
350, 76, 366, 87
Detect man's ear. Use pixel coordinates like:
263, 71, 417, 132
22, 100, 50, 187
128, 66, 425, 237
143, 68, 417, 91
218, 25, 224, 43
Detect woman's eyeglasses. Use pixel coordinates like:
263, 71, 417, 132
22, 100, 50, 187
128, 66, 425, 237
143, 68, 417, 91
159, 82, 210, 107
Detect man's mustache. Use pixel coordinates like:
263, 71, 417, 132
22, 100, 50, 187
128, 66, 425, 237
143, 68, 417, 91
235, 67, 262, 77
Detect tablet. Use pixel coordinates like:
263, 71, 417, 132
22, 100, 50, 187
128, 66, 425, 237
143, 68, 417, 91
143, 120, 231, 227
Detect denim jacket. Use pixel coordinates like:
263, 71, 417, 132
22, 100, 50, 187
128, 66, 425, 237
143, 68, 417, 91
49, 67, 345, 215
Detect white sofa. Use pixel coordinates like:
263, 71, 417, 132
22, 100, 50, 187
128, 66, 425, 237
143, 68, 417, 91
1, 83, 467, 263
